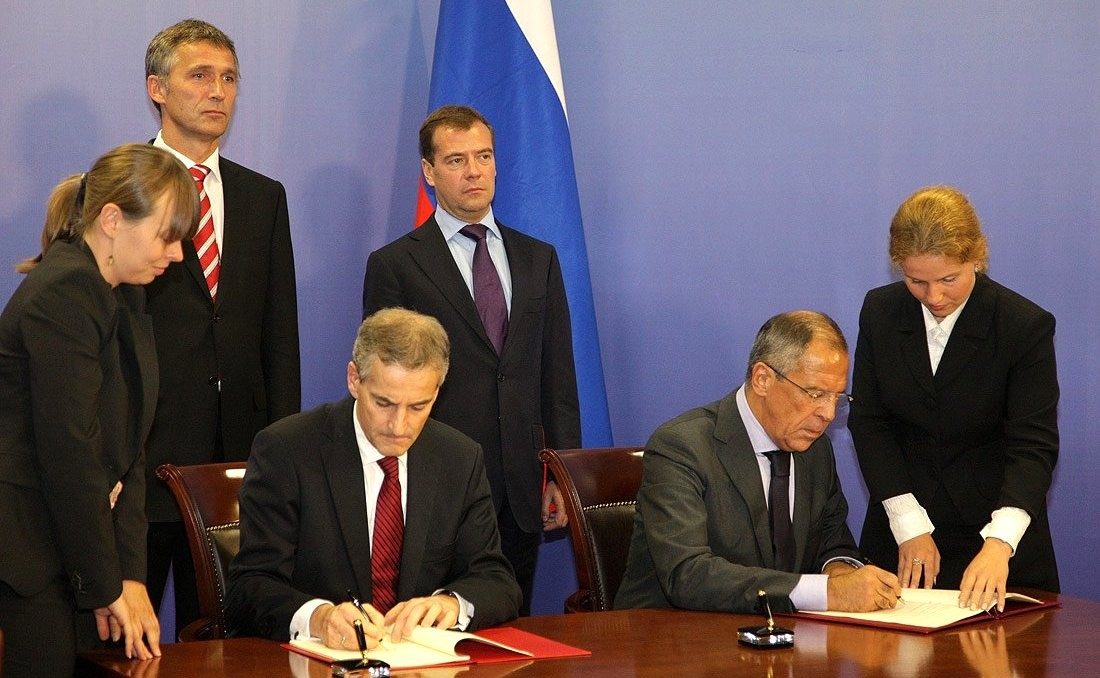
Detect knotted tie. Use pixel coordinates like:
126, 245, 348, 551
764, 450, 796, 572
459, 223, 507, 353
189, 165, 221, 302
371, 456, 403, 613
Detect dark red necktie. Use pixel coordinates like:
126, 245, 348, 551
765, 450, 796, 572
189, 165, 220, 302
371, 456, 403, 614
459, 223, 508, 354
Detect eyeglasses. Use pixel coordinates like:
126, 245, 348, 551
764, 363, 853, 412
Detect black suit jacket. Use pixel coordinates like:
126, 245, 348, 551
144, 155, 301, 521
0, 241, 157, 608
614, 390, 860, 613
226, 398, 521, 640
362, 215, 580, 532
848, 274, 1059, 590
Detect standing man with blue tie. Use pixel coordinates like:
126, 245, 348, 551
142, 19, 301, 633
362, 105, 580, 614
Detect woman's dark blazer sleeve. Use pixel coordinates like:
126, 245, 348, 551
21, 261, 126, 608
849, 276, 1058, 523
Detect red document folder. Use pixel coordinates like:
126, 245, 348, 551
469, 627, 591, 662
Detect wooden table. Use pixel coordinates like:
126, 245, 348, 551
77, 593, 1100, 677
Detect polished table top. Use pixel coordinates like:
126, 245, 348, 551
77, 592, 1100, 677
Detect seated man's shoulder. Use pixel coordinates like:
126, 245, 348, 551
652, 400, 722, 441
253, 399, 347, 451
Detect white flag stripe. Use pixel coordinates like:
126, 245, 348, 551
505, 0, 568, 117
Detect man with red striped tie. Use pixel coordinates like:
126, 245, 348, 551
142, 19, 301, 634
226, 308, 520, 648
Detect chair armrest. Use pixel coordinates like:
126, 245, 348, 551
178, 617, 222, 642
565, 589, 598, 613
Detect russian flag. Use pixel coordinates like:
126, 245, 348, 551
420, 0, 612, 449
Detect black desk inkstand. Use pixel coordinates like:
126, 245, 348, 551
737, 590, 794, 649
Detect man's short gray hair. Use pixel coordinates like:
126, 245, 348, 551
745, 310, 847, 381
352, 308, 450, 383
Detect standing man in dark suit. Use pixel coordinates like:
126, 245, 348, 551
362, 105, 579, 614
142, 19, 301, 632
615, 311, 901, 614
227, 308, 520, 646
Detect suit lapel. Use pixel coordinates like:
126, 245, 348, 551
408, 217, 496, 352
179, 237, 211, 304
121, 286, 160, 444
895, 296, 936, 397
397, 429, 441, 601
498, 222, 532, 359
214, 159, 251, 311
791, 444, 816, 569
933, 274, 994, 391
322, 399, 374, 598
712, 393, 775, 567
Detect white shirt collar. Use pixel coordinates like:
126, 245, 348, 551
735, 384, 782, 456
153, 131, 222, 182
921, 294, 970, 340
350, 400, 408, 469
436, 205, 500, 243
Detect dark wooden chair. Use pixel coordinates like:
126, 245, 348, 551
155, 462, 247, 641
538, 447, 645, 612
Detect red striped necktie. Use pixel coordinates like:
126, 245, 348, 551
189, 165, 221, 302
371, 456, 404, 613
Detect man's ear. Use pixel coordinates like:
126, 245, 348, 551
748, 362, 772, 397
421, 158, 436, 188
346, 361, 360, 398
147, 74, 167, 106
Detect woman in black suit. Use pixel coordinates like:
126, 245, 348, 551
0, 144, 197, 677
849, 185, 1059, 614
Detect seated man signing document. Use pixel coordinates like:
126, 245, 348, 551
227, 308, 521, 648
615, 311, 901, 614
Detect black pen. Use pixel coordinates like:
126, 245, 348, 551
354, 619, 368, 659
347, 588, 370, 620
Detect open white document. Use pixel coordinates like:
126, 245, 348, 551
802, 588, 1045, 631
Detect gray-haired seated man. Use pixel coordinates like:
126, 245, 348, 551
616, 310, 901, 614
227, 308, 520, 649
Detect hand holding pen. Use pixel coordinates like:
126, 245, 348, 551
347, 589, 387, 643
310, 591, 386, 650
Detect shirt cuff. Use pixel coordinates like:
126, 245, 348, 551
822, 556, 864, 572
290, 598, 333, 640
434, 589, 474, 630
789, 574, 829, 612
979, 507, 1031, 554
882, 493, 936, 545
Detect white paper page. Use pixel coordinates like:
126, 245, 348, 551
806, 589, 1040, 629
289, 637, 468, 669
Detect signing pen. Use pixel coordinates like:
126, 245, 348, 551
347, 588, 370, 619
354, 619, 368, 659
